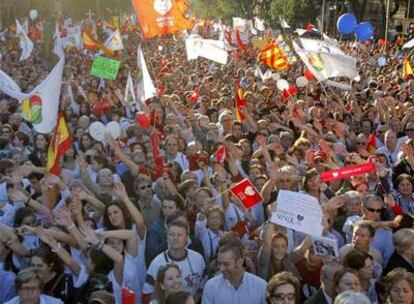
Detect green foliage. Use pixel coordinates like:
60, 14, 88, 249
269, 0, 319, 27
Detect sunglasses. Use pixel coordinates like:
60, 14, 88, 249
365, 206, 384, 213
356, 142, 367, 145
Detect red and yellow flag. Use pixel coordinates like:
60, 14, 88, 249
235, 82, 247, 122
259, 41, 289, 71
131, 0, 194, 39
403, 55, 414, 80
47, 113, 72, 176
82, 30, 115, 57
366, 132, 376, 155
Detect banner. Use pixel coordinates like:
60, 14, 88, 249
185, 36, 228, 65
90, 56, 121, 80
320, 162, 375, 182
132, 0, 194, 39
15, 19, 34, 61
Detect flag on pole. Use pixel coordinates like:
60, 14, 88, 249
0, 41, 65, 134
185, 36, 228, 65
403, 55, 414, 80
259, 41, 290, 71
292, 38, 358, 82
104, 29, 124, 51
124, 71, 137, 105
279, 16, 291, 29
83, 29, 115, 56
235, 29, 247, 51
235, 81, 247, 122
230, 178, 263, 209
15, 19, 34, 61
136, 45, 157, 104
46, 113, 72, 175
131, 0, 194, 39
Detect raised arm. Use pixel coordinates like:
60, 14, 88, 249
98, 229, 138, 257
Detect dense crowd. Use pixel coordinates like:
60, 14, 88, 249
0, 16, 414, 304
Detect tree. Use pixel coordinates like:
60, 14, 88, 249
268, 0, 321, 28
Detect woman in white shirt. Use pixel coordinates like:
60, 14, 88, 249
150, 263, 183, 304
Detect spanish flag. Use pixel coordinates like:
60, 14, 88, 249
366, 132, 376, 155
132, 0, 194, 39
259, 41, 289, 71
403, 54, 414, 80
83, 30, 115, 57
47, 113, 72, 176
235, 81, 247, 122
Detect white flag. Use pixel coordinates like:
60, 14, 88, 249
104, 29, 124, 51
279, 16, 291, 29
65, 26, 82, 50
185, 36, 228, 65
293, 38, 358, 82
254, 17, 265, 32
137, 45, 157, 104
124, 71, 137, 105
0, 45, 64, 133
15, 20, 34, 61
403, 38, 414, 49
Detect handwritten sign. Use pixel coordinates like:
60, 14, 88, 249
271, 190, 323, 236
90, 56, 121, 80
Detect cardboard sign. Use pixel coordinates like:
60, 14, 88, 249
90, 56, 121, 80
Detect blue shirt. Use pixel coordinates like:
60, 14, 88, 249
0, 270, 16, 303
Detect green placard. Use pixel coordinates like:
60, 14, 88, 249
90, 56, 121, 80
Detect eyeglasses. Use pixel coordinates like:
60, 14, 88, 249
139, 184, 152, 190
365, 206, 384, 213
258, 132, 269, 137
406, 129, 414, 132
270, 293, 296, 303
167, 143, 177, 147
356, 142, 367, 145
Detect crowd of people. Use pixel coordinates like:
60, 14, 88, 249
0, 12, 414, 304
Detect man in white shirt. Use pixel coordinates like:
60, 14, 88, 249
202, 239, 267, 304
143, 220, 205, 298
5, 268, 63, 304
375, 129, 400, 165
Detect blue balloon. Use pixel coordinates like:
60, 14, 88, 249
337, 13, 357, 34
355, 22, 374, 41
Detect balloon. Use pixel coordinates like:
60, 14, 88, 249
158, 45, 163, 51
106, 121, 121, 139
29, 9, 38, 20
135, 112, 151, 128
304, 69, 314, 80
296, 76, 308, 88
276, 79, 289, 91
355, 22, 374, 41
89, 122, 106, 142
377, 57, 387, 67
336, 13, 357, 34
288, 85, 297, 95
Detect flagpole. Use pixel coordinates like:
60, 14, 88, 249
385, 0, 391, 41
321, 0, 326, 37
407, 0, 412, 32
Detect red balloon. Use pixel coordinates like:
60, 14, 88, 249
135, 112, 151, 128
288, 85, 298, 95
304, 69, 314, 80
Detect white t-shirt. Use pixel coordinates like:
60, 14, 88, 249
143, 249, 206, 296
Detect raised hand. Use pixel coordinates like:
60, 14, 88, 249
36, 227, 57, 247
16, 225, 36, 236
8, 189, 28, 203
113, 182, 128, 200
79, 224, 99, 245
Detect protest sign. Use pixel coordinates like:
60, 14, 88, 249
320, 162, 375, 182
90, 56, 121, 80
312, 236, 339, 258
271, 190, 323, 236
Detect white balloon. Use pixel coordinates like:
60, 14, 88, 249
158, 45, 163, 51
89, 122, 106, 142
106, 121, 121, 139
296, 76, 308, 88
276, 79, 289, 91
377, 57, 387, 67
29, 9, 38, 20
354, 75, 361, 82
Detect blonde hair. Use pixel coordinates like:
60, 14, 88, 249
393, 228, 414, 254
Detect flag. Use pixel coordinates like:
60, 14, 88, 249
131, 0, 194, 39
259, 41, 289, 71
46, 113, 72, 175
293, 38, 358, 82
124, 71, 137, 105
15, 19, 33, 61
320, 162, 375, 182
83, 30, 115, 56
235, 29, 246, 51
136, 45, 157, 104
64, 26, 82, 50
235, 81, 247, 122
0, 43, 65, 134
279, 16, 291, 29
104, 29, 124, 51
276, 34, 297, 64
230, 178, 263, 209
254, 17, 265, 32
216, 145, 227, 164
185, 36, 228, 65
366, 133, 376, 155
403, 55, 414, 80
